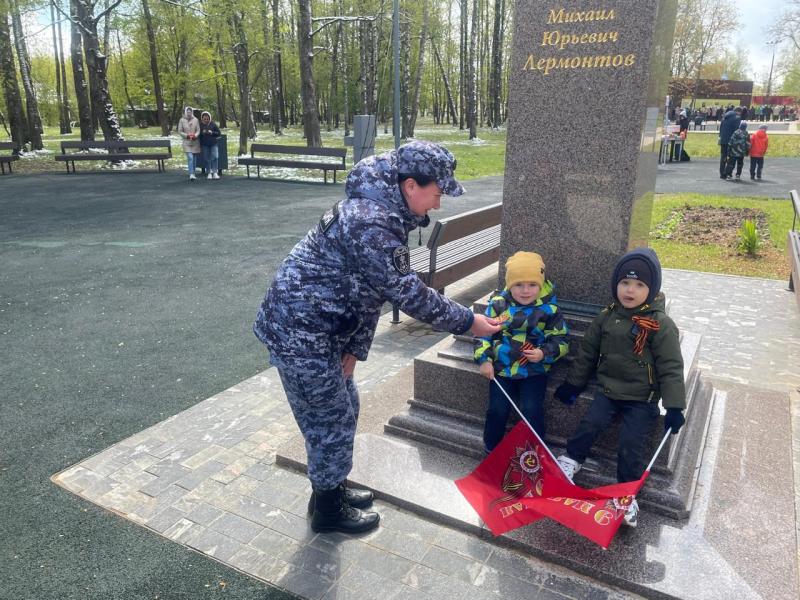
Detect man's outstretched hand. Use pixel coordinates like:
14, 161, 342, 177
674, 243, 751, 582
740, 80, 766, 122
470, 314, 501, 337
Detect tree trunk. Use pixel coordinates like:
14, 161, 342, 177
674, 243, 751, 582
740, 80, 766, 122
408, 0, 429, 137
78, 1, 123, 140
400, 12, 411, 138
459, 0, 466, 129
229, 9, 252, 155
11, 0, 43, 149
489, 0, 503, 128
297, 0, 321, 146
115, 30, 135, 116
341, 22, 349, 137
213, 32, 226, 128
0, 0, 25, 150
327, 23, 340, 132
69, 0, 92, 140
467, 0, 478, 139
141, 0, 168, 135
50, 1, 68, 133
271, 0, 284, 134
56, 0, 71, 133
432, 39, 457, 127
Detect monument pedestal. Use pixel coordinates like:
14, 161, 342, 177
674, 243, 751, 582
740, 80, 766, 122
384, 307, 712, 519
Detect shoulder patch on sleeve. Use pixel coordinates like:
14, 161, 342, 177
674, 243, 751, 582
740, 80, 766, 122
319, 202, 340, 233
391, 245, 411, 274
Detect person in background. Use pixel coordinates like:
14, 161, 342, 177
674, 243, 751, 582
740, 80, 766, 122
177, 107, 200, 182
199, 111, 222, 180
718, 106, 742, 179
749, 124, 769, 181
724, 121, 751, 181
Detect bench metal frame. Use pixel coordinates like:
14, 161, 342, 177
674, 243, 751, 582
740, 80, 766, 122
238, 143, 347, 183
55, 139, 172, 173
788, 189, 800, 298
392, 202, 503, 323
0, 141, 19, 175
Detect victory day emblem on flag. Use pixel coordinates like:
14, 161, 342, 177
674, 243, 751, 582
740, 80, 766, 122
456, 379, 669, 549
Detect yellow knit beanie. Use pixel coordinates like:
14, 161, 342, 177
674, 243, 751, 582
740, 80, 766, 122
505, 251, 545, 288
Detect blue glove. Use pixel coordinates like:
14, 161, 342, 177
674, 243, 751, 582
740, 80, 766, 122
664, 408, 685, 434
554, 382, 583, 406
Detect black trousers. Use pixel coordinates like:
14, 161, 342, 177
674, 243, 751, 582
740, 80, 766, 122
749, 157, 764, 178
725, 155, 744, 177
566, 391, 659, 483
719, 143, 729, 176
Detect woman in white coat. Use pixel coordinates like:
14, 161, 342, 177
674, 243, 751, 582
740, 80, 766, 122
177, 107, 201, 181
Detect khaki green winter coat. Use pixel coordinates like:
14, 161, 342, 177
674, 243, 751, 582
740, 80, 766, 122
565, 293, 686, 409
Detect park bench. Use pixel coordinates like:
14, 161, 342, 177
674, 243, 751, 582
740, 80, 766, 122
55, 139, 172, 173
788, 189, 800, 308
0, 141, 19, 174
392, 202, 503, 323
238, 144, 347, 183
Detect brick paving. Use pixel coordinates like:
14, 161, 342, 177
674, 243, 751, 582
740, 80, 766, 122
53, 261, 800, 599
53, 266, 642, 600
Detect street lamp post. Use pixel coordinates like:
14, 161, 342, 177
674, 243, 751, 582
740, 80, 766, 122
765, 41, 778, 104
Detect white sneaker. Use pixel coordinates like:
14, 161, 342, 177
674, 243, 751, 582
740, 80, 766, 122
212, 172, 220, 180
623, 499, 639, 528
189, 174, 195, 181
556, 455, 581, 482
207, 173, 213, 180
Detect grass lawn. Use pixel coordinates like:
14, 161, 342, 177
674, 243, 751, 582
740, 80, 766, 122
4, 121, 508, 179
682, 130, 800, 158
3, 119, 794, 176
650, 193, 794, 280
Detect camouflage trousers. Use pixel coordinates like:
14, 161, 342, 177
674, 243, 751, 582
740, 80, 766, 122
273, 355, 360, 490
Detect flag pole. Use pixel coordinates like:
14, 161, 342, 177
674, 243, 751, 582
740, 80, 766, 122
491, 378, 568, 477
645, 429, 673, 472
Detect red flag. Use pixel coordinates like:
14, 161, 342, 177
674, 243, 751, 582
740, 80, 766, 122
455, 421, 650, 548
522, 472, 648, 549
455, 421, 570, 535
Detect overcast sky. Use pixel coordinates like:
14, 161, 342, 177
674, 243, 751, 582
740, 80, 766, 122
736, 0, 786, 83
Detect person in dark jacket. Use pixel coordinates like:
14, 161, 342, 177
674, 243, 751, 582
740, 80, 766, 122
724, 121, 751, 180
718, 107, 742, 178
553, 248, 685, 528
253, 141, 501, 535
199, 111, 222, 179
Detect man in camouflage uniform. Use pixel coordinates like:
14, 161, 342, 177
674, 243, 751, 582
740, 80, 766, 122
254, 141, 501, 534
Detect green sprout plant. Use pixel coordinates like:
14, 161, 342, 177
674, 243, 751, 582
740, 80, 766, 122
737, 219, 760, 257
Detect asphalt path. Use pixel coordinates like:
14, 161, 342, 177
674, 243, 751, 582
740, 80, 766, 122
0, 171, 503, 600
655, 156, 800, 197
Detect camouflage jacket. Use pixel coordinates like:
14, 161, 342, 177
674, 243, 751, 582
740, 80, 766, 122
253, 151, 474, 365
473, 281, 569, 378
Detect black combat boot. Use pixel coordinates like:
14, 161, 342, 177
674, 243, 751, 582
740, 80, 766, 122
310, 484, 380, 534
306, 484, 374, 515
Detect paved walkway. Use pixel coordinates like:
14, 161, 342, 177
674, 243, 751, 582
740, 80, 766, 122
4, 169, 799, 599
53, 263, 800, 600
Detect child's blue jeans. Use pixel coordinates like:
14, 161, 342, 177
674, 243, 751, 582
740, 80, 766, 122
565, 391, 659, 483
483, 374, 547, 452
